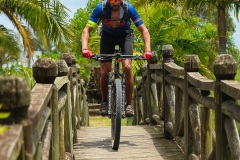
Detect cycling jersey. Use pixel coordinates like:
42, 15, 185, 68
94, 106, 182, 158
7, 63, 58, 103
86, 1, 143, 36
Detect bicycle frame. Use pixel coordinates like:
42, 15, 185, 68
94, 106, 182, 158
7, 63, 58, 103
107, 49, 126, 117
90, 49, 146, 150
91, 51, 145, 117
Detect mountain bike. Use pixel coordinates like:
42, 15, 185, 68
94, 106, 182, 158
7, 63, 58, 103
91, 47, 146, 150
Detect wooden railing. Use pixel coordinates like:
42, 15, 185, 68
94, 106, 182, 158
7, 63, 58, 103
2, 45, 240, 160
0, 53, 88, 160
133, 44, 240, 160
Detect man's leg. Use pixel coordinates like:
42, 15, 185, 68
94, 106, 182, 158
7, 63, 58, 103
122, 59, 133, 105
99, 62, 112, 116
122, 59, 135, 117
100, 62, 112, 101
120, 32, 134, 117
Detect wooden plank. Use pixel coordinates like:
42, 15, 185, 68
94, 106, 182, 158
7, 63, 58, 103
42, 121, 52, 160
32, 107, 51, 155
222, 100, 240, 122
220, 80, 240, 99
0, 125, 24, 160
149, 64, 162, 70
151, 73, 163, 83
187, 72, 215, 91
58, 91, 67, 112
165, 74, 184, 91
28, 83, 53, 128
54, 76, 69, 90
51, 85, 59, 160
164, 62, 184, 76
73, 126, 184, 160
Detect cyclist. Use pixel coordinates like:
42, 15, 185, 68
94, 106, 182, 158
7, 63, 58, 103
81, 0, 153, 117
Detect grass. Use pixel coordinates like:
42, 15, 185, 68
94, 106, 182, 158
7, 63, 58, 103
89, 116, 133, 127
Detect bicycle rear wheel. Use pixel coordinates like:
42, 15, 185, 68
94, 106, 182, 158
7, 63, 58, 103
111, 78, 122, 150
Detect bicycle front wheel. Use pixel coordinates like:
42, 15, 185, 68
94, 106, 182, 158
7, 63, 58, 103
111, 78, 122, 150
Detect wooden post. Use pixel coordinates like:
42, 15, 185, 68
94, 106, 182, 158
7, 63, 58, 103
162, 44, 174, 139
70, 67, 78, 143
0, 77, 30, 124
76, 64, 82, 129
175, 87, 182, 136
51, 85, 59, 160
146, 52, 158, 125
200, 91, 212, 160
59, 110, 65, 159
61, 53, 78, 143
64, 82, 73, 158
60, 53, 73, 67
32, 58, 58, 84
33, 58, 58, 160
75, 82, 81, 129
133, 86, 137, 125
0, 77, 29, 159
141, 64, 148, 124
135, 77, 143, 125
213, 54, 237, 160
184, 54, 200, 159
55, 59, 68, 77
154, 64, 163, 120
82, 93, 89, 126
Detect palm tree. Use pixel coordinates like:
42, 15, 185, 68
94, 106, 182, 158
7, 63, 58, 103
0, 24, 21, 67
0, 0, 75, 59
133, 0, 240, 55
183, 0, 240, 54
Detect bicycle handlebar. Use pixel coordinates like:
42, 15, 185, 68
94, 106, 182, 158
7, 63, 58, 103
90, 53, 147, 61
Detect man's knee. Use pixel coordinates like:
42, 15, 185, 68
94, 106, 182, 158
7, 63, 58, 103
123, 64, 132, 73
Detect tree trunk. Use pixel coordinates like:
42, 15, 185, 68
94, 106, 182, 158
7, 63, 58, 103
218, 4, 226, 54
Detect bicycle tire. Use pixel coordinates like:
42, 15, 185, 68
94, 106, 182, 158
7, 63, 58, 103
111, 78, 122, 150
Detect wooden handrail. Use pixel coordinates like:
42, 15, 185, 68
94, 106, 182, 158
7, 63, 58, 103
0, 53, 88, 160
133, 45, 240, 160
2, 47, 240, 160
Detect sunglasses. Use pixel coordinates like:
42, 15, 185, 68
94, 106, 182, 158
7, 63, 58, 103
109, 0, 121, 4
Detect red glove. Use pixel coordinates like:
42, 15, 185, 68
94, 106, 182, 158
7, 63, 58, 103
82, 49, 92, 58
142, 51, 153, 60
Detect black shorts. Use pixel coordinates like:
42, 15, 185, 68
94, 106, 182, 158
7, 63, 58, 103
100, 31, 134, 62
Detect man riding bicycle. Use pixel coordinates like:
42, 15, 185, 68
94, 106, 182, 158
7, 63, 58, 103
81, 0, 152, 117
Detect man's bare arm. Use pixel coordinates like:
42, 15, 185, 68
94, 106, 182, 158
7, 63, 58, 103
81, 25, 93, 50
137, 24, 151, 52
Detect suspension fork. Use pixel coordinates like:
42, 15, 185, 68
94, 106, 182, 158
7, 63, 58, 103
122, 73, 126, 116
108, 72, 113, 116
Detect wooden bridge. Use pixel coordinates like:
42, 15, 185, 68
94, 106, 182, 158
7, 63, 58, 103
0, 44, 240, 160
74, 125, 184, 160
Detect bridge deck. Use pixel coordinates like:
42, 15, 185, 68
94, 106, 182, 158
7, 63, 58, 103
73, 125, 184, 160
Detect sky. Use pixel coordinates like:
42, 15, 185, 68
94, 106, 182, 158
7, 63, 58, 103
61, 0, 88, 18
0, 0, 88, 30
0, 0, 239, 49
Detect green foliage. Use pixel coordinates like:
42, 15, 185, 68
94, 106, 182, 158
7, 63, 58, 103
70, 0, 102, 84
0, 25, 21, 67
40, 53, 61, 60
0, 104, 10, 119
0, 104, 10, 134
71, 0, 239, 83
0, 126, 8, 134
235, 69, 240, 81
0, 64, 35, 89
71, 0, 101, 55
0, 0, 75, 57
89, 116, 131, 126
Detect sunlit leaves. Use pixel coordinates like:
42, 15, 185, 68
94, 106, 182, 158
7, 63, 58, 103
0, 0, 75, 58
